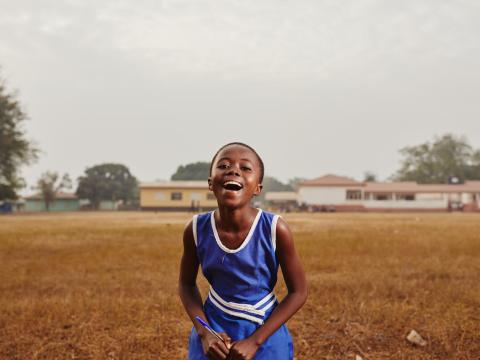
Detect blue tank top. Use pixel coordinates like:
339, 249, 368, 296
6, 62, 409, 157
193, 208, 280, 325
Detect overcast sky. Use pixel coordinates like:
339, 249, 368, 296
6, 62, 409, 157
1, 0, 479, 193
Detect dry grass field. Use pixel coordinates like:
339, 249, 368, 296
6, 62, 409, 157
0, 211, 479, 359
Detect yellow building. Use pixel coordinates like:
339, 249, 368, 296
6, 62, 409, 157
140, 181, 218, 211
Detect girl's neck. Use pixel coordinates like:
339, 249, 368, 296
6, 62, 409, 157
216, 205, 258, 232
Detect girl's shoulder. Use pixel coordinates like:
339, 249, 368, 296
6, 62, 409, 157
190, 210, 214, 226
258, 208, 285, 226
259, 208, 280, 218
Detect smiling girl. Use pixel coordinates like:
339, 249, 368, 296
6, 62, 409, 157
178, 142, 307, 360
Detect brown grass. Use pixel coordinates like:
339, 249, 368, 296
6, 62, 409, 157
0, 212, 479, 359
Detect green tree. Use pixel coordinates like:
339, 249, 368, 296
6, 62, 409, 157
392, 134, 479, 183
171, 162, 210, 180
76, 163, 138, 209
0, 75, 39, 200
363, 171, 377, 182
465, 150, 480, 180
287, 177, 307, 189
34, 171, 72, 211
262, 176, 293, 192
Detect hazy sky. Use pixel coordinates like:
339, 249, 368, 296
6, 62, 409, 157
1, 0, 479, 193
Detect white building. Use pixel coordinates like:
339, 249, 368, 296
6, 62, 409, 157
296, 174, 480, 212
264, 191, 298, 211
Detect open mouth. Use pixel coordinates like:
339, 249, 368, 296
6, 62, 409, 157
223, 180, 243, 191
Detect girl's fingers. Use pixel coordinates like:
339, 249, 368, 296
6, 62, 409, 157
208, 340, 229, 359
207, 347, 223, 360
218, 341, 231, 356
225, 342, 237, 360
218, 332, 232, 349
218, 332, 231, 340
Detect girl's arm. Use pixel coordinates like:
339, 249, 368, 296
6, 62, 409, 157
178, 220, 231, 360
227, 217, 308, 360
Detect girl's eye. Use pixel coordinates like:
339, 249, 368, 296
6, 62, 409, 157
241, 166, 252, 171
218, 164, 228, 169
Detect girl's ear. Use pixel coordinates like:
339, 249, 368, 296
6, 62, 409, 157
254, 183, 263, 196
207, 178, 213, 191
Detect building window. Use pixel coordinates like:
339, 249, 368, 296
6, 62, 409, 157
171, 192, 182, 201
346, 190, 362, 200
154, 192, 165, 200
397, 193, 415, 201
190, 192, 201, 200
374, 193, 391, 201
206, 193, 216, 200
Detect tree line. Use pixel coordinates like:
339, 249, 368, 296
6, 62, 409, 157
1, 72, 480, 210
33, 164, 138, 211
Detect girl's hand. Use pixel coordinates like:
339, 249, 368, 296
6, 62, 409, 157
201, 332, 232, 360
226, 337, 260, 360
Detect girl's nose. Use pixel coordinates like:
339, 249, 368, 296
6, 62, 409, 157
226, 166, 240, 176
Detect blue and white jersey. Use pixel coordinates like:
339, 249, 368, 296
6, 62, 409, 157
193, 208, 280, 325
188, 208, 294, 360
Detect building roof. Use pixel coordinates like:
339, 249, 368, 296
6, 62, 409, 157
298, 174, 480, 193
298, 174, 364, 187
25, 191, 78, 200
140, 180, 208, 189
364, 182, 418, 192
365, 181, 480, 193
265, 191, 298, 201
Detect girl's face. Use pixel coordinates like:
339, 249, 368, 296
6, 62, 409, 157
208, 145, 263, 209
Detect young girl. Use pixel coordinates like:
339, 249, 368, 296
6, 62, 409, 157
178, 142, 307, 360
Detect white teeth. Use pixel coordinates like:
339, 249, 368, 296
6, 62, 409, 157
223, 181, 242, 187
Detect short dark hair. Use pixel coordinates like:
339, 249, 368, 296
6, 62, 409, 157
209, 142, 264, 183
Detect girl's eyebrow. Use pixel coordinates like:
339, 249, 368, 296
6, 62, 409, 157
217, 157, 253, 163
